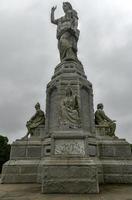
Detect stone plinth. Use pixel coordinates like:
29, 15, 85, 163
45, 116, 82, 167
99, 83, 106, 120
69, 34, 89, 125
102, 159, 132, 183
1, 160, 40, 183
1, 137, 52, 183
1, 139, 42, 183
95, 125, 110, 137
50, 131, 97, 157
40, 157, 99, 194
31, 124, 46, 138
95, 126, 132, 184
10, 140, 42, 160
38, 130, 99, 193
97, 137, 132, 159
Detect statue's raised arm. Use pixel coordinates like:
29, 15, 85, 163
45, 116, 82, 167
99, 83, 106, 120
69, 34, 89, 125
51, 6, 58, 25
50, 2, 80, 63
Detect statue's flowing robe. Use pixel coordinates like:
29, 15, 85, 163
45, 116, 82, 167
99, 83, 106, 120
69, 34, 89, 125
95, 109, 112, 125
56, 9, 80, 62
26, 110, 45, 132
61, 95, 80, 126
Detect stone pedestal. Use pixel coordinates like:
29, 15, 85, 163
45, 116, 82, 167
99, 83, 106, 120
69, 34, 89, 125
98, 137, 132, 159
40, 157, 99, 194
1, 139, 42, 183
102, 159, 132, 183
38, 130, 99, 193
98, 138, 132, 183
1, 160, 40, 183
1, 126, 47, 183
95, 126, 132, 184
45, 61, 95, 135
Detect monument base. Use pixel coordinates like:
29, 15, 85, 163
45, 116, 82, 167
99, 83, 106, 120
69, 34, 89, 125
2, 130, 132, 189
38, 130, 99, 193
97, 137, 132, 159
1, 136, 51, 183
39, 157, 99, 194
102, 159, 132, 183
1, 160, 40, 183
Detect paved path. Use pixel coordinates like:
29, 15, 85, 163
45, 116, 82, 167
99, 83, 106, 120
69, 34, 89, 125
0, 183, 132, 200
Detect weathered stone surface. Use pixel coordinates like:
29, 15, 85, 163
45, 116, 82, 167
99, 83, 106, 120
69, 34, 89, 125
2, 165, 20, 174
1, 160, 40, 183
40, 157, 99, 193
102, 160, 132, 183
45, 61, 95, 135
10, 140, 42, 159
32, 125, 45, 138
88, 144, 97, 156
54, 139, 85, 155
42, 180, 99, 194
1, 184, 132, 200
11, 146, 26, 158
95, 125, 110, 137
2, 174, 37, 183
27, 147, 41, 158
97, 138, 132, 158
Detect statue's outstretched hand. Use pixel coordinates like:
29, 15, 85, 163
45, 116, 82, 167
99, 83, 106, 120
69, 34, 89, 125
51, 6, 57, 13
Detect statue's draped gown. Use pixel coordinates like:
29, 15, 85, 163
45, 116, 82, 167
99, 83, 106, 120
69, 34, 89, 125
56, 9, 80, 62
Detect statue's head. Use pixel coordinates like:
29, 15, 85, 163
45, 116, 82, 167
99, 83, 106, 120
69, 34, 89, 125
97, 103, 103, 109
63, 2, 72, 12
35, 102, 40, 110
66, 86, 73, 97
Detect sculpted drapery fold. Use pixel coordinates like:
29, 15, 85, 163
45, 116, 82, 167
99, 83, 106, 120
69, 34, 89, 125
51, 2, 80, 63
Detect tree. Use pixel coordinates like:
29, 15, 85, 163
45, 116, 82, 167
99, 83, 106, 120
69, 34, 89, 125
131, 144, 132, 152
0, 135, 11, 173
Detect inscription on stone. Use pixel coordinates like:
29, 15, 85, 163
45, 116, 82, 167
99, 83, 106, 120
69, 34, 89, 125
54, 139, 85, 155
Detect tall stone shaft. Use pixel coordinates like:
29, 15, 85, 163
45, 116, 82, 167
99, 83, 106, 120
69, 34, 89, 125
45, 61, 95, 136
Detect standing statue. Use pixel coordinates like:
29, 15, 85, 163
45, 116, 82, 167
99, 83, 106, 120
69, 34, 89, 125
95, 103, 116, 136
22, 103, 45, 139
60, 86, 81, 128
51, 2, 80, 62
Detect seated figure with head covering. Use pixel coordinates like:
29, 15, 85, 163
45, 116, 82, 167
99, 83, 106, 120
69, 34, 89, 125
60, 86, 81, 128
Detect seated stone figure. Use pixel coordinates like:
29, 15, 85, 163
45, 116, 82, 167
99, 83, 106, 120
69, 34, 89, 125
60, 87, 81, 128
95, 103, 116, 136
22, 102, 45, 139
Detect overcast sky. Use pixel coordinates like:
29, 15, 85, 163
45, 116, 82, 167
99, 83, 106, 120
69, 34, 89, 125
0, 0, 132, 143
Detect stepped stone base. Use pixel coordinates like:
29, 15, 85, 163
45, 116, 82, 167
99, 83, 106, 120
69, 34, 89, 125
102, 159, 132, 183
97, 137, 132, 159
39, 157, 99, 194
10, 139, 42, 160
2, 130, 132, 190
1, 160, 40, 183
1, 137, 51, 184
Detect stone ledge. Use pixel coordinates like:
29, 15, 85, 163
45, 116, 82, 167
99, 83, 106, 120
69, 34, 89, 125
42, 179, 99, 193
